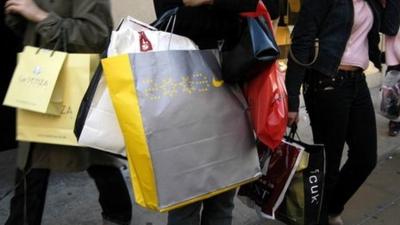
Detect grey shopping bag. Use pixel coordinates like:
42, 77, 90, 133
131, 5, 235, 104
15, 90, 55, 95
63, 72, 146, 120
102, 49, 261, 212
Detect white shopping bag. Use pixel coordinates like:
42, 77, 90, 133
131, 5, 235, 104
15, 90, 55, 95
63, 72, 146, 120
76, 16, 198, 156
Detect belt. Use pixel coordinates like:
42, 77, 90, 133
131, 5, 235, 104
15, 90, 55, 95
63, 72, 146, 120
387, 64, 400, 72
337, 68, 364, 79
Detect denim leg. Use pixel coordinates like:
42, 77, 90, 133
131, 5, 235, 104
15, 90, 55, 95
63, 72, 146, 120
304, 74, 353, 224
304, 72, 377, 224
5, 168, 50, 225
167, 201, 202, 225
87, 165, 132, 225
328, 76, 377, 215
201, 189, 236, 225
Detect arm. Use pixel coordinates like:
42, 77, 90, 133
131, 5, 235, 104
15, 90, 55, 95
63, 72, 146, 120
36, 0, 113, 53
154, 0, 258, 43
381, 0, 400, 36
4, 0, 32, 37
285, 0, 331, 114
212, 0, 259, 12
157, 0, 258, 12
5, 0, 112, 53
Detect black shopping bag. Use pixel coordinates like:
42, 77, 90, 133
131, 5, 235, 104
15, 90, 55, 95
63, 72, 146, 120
276, 127, 326, 225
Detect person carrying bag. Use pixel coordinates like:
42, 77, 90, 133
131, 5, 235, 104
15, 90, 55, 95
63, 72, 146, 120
3, 1, 132, 225
152, 0, 261, 225
285, 0, 400, 224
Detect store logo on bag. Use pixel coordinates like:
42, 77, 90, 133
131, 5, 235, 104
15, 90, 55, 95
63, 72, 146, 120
142, 72, 213, 100
32, 65, 42, 75
60, 105, 73, 116
18, 65, 49, 87
139, 31, 153, 52
212, 77, 224, 88
309, 169, 321, 204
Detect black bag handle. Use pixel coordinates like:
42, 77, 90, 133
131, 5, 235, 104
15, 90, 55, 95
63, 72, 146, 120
288, 123, 302, 142
74, 49, 107, 139
35, 23, 68, 56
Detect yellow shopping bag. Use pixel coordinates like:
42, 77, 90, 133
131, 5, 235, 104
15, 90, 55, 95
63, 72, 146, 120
3, 46, 67, 115
17, 53, 99, 146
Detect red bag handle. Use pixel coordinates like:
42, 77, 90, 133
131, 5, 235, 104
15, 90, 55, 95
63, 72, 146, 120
240, 1, 274, 32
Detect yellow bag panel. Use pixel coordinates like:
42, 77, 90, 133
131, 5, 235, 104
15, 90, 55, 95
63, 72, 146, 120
101, 55, 159, 209
17, 53, 98, 146
296, 151, 310, 172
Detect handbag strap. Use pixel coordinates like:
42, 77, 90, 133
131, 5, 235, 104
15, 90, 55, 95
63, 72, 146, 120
288, 0, 338, 67
289, 39, 319, 67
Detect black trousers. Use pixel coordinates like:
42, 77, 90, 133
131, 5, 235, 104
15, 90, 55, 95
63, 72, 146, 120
304, 70, 377, 224
5, 165, 132, 225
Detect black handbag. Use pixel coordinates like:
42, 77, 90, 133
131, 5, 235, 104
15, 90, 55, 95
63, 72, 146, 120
221, 7, 279, 84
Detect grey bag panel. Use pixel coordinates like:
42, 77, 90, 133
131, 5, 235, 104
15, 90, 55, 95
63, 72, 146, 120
130, 50, 260, 208
131, 50, 250, 151
152, 129, 260, 208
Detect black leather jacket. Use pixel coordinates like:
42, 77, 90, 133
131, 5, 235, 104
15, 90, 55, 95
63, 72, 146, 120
153, 0, 258, 49
286, 0, 400, 112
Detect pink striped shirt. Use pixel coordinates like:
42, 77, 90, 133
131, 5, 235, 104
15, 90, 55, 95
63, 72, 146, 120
385, 30, 400, 66
340, 0, 373, 69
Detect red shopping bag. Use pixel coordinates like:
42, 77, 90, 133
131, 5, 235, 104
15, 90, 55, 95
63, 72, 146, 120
243, 63, 288, 150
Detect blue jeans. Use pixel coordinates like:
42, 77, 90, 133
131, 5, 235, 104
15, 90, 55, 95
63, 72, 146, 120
167, 189, 236, 225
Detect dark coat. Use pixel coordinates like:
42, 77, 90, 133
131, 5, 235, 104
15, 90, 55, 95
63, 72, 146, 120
5, 0, 123, 171
285, 0, 400, 111
263, 0, 281, 20
0, 1, 21, 151
153, 0, 258, 49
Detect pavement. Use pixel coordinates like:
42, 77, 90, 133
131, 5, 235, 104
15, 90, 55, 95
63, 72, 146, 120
1, 73, 399, 225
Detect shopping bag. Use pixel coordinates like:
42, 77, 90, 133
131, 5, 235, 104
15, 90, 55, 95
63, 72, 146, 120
221, 2, 279, 83
102, 49, 260, 212
277, 129, 326, 225
243, 63, 288, 150
380, 69, 400, 120
17, 53, 98, 146
238, 139, 304, 219
3, 46, 67, 115
75, 16, 197, 156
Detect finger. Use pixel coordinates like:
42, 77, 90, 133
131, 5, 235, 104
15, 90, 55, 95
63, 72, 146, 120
287, 118, 294, 126
5, 5, 21, 14
5, 0, 19, 8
